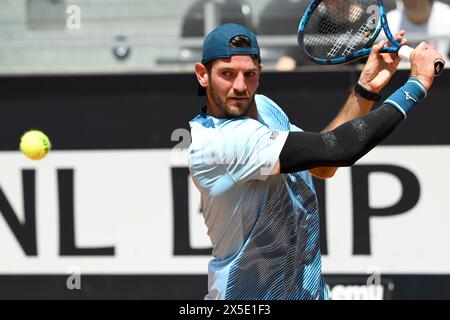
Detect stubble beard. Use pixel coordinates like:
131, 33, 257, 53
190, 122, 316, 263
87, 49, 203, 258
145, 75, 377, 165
209, 82, 256, 119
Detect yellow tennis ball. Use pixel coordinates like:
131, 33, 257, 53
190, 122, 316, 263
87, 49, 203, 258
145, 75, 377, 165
20, 130, 51, 160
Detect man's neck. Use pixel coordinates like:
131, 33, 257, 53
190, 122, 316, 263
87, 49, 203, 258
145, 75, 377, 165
247, 100, 258, 120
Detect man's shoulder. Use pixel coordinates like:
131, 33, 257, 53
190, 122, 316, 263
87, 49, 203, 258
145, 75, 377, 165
256, 94, 287, 115
189, 111, 208, 128
255, 94, 279, 108
189, 116, 263, 160
256, 94, 292, 130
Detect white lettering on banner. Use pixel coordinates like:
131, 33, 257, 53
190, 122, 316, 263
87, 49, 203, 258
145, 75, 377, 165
0, 146, 449, 274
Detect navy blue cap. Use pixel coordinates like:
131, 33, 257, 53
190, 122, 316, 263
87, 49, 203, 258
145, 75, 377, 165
201, 23, 261, 65
198, 23, 261, 96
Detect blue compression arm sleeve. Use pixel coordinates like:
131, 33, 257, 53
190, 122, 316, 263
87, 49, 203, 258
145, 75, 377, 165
279, 78, 427, 173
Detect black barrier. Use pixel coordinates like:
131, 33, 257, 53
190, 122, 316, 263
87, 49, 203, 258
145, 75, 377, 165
0, 70, 449, 300
0, 70, 449, 151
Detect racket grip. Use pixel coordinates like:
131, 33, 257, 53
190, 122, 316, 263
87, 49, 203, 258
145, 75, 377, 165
434, 59, 445, 76
398, 45, 414, 61
398, 45, 445, 76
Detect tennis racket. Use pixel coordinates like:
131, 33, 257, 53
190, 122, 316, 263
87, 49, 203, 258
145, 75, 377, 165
298, 0, 445, 75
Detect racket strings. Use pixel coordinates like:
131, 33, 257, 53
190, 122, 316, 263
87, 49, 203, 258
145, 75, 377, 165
303, 0, 379, 60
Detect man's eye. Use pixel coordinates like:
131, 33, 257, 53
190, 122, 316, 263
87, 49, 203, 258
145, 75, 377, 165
246, 72, 256, 77
222, 71, 232, 77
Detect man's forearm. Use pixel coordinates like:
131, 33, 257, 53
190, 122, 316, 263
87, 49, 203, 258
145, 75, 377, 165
280, 104, 404, 174
324, 90, 375, 131
296, 77, 427, 178
310, 90, 376, 178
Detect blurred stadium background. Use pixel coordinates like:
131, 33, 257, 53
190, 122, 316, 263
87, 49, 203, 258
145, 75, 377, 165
1, 0, 450, 300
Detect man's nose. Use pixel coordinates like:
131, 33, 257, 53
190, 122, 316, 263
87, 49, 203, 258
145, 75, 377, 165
233, 72, 247, 93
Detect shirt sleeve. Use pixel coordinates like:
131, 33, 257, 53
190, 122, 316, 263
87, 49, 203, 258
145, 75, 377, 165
188, 117, 289, 196
216, 117, 288, 185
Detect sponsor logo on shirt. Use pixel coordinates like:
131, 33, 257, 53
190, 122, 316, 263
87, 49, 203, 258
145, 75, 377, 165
270, 131, 279, 140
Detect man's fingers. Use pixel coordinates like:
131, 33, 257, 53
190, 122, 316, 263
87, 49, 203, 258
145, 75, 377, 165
393, 30, 406, 42
394, 30, 406, 38
373, 40, 385, 54
396, 36, 408, 46
391, 30, 408, 47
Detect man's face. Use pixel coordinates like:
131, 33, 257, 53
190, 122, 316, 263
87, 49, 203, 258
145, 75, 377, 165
206, 55, 261, 118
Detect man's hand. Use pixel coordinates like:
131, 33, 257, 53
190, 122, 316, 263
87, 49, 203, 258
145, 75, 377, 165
410, 42, 446, 91
358, 31, 408, 93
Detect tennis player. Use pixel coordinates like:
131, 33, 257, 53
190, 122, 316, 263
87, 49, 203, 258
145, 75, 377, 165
188, 23, 444, 300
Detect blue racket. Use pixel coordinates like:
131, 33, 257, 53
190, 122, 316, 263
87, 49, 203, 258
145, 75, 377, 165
298, 0, 445, 75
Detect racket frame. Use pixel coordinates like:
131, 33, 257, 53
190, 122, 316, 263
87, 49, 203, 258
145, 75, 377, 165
298, 0, 401, 65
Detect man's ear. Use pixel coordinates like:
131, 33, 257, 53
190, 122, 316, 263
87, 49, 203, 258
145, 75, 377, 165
195, 63, 209, 89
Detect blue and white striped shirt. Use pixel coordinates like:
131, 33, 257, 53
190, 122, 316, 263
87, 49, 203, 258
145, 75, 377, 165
188, 94, 328, 300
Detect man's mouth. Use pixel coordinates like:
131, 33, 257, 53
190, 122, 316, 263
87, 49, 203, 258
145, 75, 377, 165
229, 97, 248, 100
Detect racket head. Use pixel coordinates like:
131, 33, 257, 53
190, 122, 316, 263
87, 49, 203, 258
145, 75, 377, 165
298, 0, 387, 65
